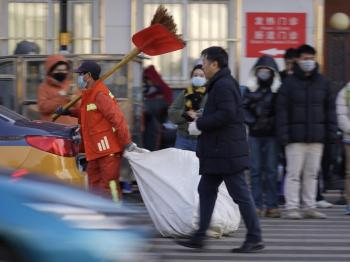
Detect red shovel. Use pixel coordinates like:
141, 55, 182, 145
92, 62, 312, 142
52, 5, 185, 121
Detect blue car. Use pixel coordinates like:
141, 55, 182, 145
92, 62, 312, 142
0, 169, 156, 262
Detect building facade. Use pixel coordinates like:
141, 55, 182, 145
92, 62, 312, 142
1, 0, 348, 88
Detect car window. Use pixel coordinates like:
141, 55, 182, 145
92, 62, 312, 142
0, 105, 28, 121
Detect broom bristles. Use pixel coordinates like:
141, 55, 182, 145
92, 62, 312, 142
150, 5, 182, 40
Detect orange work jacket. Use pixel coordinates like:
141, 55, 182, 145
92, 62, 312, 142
80, 81, 131, 161
37, 54, 80, 125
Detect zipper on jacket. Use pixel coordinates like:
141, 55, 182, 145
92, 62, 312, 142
215, 135, 218, 151
306, 80, 312, 142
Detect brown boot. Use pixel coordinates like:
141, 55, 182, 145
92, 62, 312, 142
265, 208, 281, 218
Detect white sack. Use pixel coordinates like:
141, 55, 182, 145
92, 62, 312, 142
124, 148, 241, 237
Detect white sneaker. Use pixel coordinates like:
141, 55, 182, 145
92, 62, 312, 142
284, 209, 302, 220
304, 209, 327, 219
316, 200, 333, 208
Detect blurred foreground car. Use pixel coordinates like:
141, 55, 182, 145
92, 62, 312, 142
0, 105, 85, 187
0, 169, 155, 262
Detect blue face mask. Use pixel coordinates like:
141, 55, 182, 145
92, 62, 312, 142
298, 60, 316, 72
78, 75, 87, 89
191, 76, 206, 87
257, 70, 272, 81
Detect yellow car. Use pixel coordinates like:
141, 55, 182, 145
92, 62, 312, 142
0, 105, 85, 187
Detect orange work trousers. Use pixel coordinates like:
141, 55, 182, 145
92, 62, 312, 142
87, 154, 122, 199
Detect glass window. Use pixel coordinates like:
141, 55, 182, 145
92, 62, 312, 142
73, 3, 92, 54
0, 79, 15, 110
95, 60, 128, 99
188, 3, 228, 67
8, 3, 48, 54
143, 1, 229, 82
143, 3, 183, 80
0, 105, 27, 121
0, 60, 15, 75
25, 60, 46, 101
53, 3, 61, 52
5, 1, 97, 55
0, 59, 16, 110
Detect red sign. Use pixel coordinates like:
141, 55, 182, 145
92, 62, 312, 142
246, 12, 306, 58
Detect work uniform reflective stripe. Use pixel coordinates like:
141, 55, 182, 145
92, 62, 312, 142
87, 103, 97, 111
97, 136, 110, 151
109, 92, 115, 99
80, 81, 130, 161
104, 136, 110, 149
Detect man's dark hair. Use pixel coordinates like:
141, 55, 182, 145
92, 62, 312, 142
296, 44, 316, 57
201, 46, 228, 69
283, 48, 298, 60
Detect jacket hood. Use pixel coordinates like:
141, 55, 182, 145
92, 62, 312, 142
44, 54, 69, 76
143, 65, 173, 105
246, 55, 281, 93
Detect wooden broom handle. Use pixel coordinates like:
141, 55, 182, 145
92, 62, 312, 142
52, 48, 140, 121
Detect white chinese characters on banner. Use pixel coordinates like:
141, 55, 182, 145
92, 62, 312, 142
254, 17, 264, 25
289, 17, 299, 26
266, 31, 275, 40
266, 17, 276, 25
253, 16, 300, 27
254, 31, 264, 40
247, 12, 306, 57
289, 31, 298, 40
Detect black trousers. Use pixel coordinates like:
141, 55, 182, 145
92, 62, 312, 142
196, 172, 262, 243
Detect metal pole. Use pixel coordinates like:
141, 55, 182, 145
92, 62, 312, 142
59, 0, 70, 52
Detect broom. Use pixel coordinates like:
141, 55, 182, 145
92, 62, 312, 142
52, 5, 184, 121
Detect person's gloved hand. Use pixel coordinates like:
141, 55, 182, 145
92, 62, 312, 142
55, 106, 71, 116
188, 121, 201, 136
124, 142, 149, 153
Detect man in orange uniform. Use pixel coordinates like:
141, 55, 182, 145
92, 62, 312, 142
71, 61, 143, 199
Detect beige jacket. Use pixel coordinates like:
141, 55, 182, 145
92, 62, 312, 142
336, 82, 350, 141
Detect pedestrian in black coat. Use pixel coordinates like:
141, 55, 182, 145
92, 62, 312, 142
277, 63, 337, 145
276, 44, 337, 220
177, 46, 264, 253
196, 66, 250, 175
243, 55, 282, 218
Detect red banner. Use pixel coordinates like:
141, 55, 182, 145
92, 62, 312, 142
246, 12, 306, 58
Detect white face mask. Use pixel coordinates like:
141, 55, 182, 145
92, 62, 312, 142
191, 76, 206, 87
78, 75, 87, 89
298, 60, 316, 72
256, 70, 272, 81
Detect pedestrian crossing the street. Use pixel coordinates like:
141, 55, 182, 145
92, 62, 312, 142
143, 205, 350, 262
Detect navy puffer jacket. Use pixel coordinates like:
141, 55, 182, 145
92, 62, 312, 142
196, 68, 249, 175
276, 63, 337, 145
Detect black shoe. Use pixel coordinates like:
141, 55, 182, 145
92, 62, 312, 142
176, 236, 205, 249
232, 241, 265, 253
